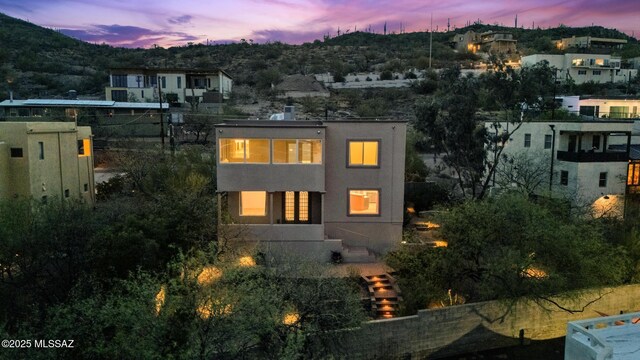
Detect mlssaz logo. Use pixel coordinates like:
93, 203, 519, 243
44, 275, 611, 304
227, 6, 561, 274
35, 340, 75, 348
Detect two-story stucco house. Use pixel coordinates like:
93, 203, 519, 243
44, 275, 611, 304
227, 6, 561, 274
105, 67, 232, 106
487, 120, 633, 217
215, 119, 406, 262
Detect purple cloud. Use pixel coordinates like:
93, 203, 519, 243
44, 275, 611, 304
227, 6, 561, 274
168, 15, 192, 25
60, 24, 200, 48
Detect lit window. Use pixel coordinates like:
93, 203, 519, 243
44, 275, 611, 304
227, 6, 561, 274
219, 139, 269, 163
628, 163, 640, 186
240, 191, 266, 216
349, 141, 379, 166
78, 139, 91, 157
273, 139, 322, 164
349, 190, 379, 215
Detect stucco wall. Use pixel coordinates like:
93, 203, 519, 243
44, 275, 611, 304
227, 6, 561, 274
336, 284, 640, 359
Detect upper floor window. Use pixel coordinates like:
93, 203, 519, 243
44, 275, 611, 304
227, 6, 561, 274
524, 134, 531, 148
177, 76, 182, 89
219, 138, 269, 164
593, 70, 602, 76
544, 134, 552, 149
578, 70, 587, 75
111, 90, 127, 102
273, 139, 322, 164
348, 140, 379, 167
599, 172, 607, 187
10, 148, 23, 158
78, 139, 91, 157
160, 76, 166, 89
38, 142, 44, 160
112, 74, 127, 87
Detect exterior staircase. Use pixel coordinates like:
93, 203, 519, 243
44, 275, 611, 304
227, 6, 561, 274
363, 273, 402, 319
341, 244, 377, 263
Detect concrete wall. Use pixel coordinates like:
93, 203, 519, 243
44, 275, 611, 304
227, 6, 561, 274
336, 284, 640, 359
324, 121, 406, 252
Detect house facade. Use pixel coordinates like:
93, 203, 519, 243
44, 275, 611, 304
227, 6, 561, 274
556, 96, 640, 119
488, 120, 633, 217
555, 36, 627, 53
0, 122, 95, 205
522, 54, 637, 84
215, 119, 406, 262
450, 30, 517, 55
105, 67, 232, 105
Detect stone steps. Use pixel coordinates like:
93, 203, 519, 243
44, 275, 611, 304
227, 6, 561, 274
363, 273, 403, 319
341, 245, 377, 263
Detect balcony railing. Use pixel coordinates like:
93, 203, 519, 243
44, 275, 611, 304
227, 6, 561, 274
557, 150, 628, 162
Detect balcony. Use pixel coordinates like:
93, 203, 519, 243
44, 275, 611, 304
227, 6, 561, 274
557, 150, 628, 162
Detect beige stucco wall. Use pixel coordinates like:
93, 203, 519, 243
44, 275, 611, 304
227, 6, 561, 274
0, 122, 94, 205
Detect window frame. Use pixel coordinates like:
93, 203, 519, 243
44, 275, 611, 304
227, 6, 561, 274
524, 133, 531, 148
38, 141, 44, 160
347, 188, 381, 217
239, 191, 267, 217
560, 170, 568, 186
346, 139, 381, 168
599, 172, 607, 188
218, 138, 270, 164
10, 147, 23, 158
272, 139, 322, 165
544, 134, 552, 149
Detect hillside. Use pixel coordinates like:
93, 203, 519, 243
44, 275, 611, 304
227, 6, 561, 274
1, 12, 638, 102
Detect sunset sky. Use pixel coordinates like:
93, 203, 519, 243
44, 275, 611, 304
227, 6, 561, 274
1, 0, 638, 48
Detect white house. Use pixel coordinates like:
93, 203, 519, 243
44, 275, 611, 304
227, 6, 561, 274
556, 96, 640, 119
522, 54, 637, 85
487, 119, 633, 217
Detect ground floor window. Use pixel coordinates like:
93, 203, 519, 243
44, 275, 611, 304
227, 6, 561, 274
240, 191, 266, 216
284, 191, 309, 223
349, 190, 379, 215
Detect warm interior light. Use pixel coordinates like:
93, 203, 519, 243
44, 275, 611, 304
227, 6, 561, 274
240, 191, 267, 216
349, 190, 379, 215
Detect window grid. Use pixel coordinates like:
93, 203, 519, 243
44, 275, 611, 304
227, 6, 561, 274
299, 192, 309, 221
285, 191, 295, 221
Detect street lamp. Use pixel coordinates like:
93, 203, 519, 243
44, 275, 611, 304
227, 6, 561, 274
549, 124, 556, 192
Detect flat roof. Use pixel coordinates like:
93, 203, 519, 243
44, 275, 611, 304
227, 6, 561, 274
0, 99, 169, 109
109, 67, 233, 79
216, 119, 407, 128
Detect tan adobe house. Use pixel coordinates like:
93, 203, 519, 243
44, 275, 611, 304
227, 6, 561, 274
215, 119, 406, 262
0, 122, 95, 205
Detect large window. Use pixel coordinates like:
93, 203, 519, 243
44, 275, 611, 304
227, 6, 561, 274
112, 74, 127, 87
349, 190, 379, 215
272, 139, 321, 164
348, 140, 379, 166
219, 139, 270, 163
240, 191, 266, 216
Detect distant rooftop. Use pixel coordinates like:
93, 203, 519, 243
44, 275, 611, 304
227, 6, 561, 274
109, 67, 233, 79
565, 312, 640, 360
0, 99, 169, 109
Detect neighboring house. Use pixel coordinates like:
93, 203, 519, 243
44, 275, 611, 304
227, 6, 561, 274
556, 96, 640, 119
449, 30, 517, 55
555, 36, 627, 53
215, 119, 406, 262
521, 54, 637, 84
565, 311, 640, 360
0, 122, 95, 205
275, 75, 329, 98
105, 67, 232, 105
487, 120, 633, 217
0, 99, 169, 120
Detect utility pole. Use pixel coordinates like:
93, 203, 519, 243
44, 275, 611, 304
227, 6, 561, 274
549, 125, 556, 192
157, 76, 165, 149
429, 13, 433, 69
